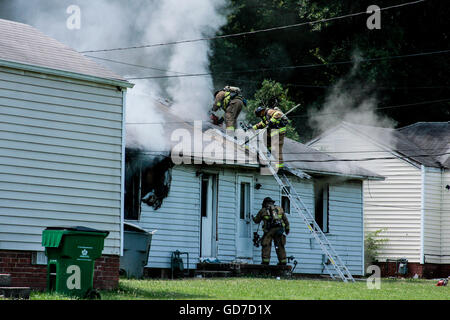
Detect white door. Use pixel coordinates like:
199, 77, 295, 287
201, 174, 217, 258
237, 177, 253, 259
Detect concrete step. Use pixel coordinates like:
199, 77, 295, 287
0, 287, 31, 299
0, 274, 11, 287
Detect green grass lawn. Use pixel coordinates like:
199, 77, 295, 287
28, 277, 450, 300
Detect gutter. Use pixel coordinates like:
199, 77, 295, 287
300, 169, 385, 181
0, 58, 134, 89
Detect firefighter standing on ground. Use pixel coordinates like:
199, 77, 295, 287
252, 98, 288, 168
252, 197, 290, 265
211, 86, 246, 131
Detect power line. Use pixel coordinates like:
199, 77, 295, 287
126, 147, 449, 156
124, 48, 450, 80
85, 55, 186, 76
288, 98, 450, 119
124, 97, 450, 125
130, 149, 449, 161
88, 54, 450, 90
80, 0, 425, 54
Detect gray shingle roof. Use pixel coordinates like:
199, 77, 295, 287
309, 121, 446, 169
283, 137, 382, 179
135, 101, 382, 180
342, 122, 441, 168
398, 122, 450, 168
0, 18, 127, 83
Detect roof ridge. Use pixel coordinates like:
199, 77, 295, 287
397, 121, 449, 131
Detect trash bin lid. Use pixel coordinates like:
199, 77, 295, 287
45, 226, 109, 234
42, 226, 110, 248
124, 222, 148, 233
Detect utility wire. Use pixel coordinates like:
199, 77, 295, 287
130, 149, 449, 161
124, 97, 450, 125
124, 48, 450, 80
127, 147, 450, 155
288, 98, 450, 119
87, 53, 450, 90
80, 0, 425, 54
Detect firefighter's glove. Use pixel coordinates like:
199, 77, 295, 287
285, 229, 290, 236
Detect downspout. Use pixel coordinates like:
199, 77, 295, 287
420, 165, 425, 265
361, 180, 365, 276
120, 89, 127, 257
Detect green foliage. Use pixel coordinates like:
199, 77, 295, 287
365, 229, 389, 263
211, 0, 450, 135
246, 79, 301, 141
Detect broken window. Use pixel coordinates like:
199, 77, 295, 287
125, 149, 174, 220
314, 180, 329, 233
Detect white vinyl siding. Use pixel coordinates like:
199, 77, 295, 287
423, 167, 443, 264
137, 165, 201, 270
0, 66, 124, 255
310, 126, 423, 263
442, 170, 450, 264
141, 165, 365, 275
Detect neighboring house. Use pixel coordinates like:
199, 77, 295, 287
308, 121, 450, 278
0, 19, 133, 290
124, 102, 383, 278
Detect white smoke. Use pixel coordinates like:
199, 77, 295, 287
308, 52, 396, 136
307, 53, 398, 174
4, 0, 229, 151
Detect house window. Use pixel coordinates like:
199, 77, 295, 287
124, 150, 174, 220
281, 187, 290, 214
124, 160, 142, 221
314, 182, 329, 233
201, 176, 209, 218
240, 182, 250, 220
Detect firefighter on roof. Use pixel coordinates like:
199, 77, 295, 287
252, 97, 288, 168
211, 86, 246, 131
252, 197, 290, 265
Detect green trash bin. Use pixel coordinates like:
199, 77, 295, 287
42, 226, 109, 299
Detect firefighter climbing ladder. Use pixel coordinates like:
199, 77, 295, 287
257, 147, 355, 282
214, 128, 355, 282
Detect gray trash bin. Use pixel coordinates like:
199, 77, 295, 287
120, 223, 152, 279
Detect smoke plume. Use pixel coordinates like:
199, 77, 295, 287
307, 52, 398, 173
1, 0, 229, 151
308, 52, 396, 136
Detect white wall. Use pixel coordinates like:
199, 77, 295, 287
140, 164, 365, 276
422, 166, 443, 264
310, 126, 423, 263
442, 170, 450, 264
0, 66, 124, 255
